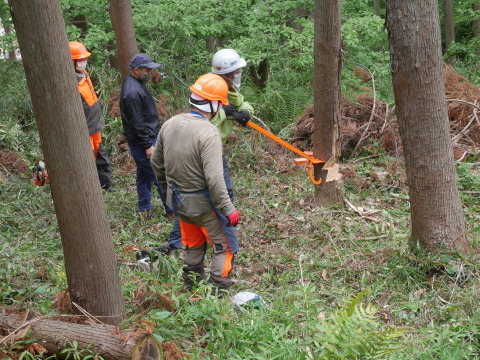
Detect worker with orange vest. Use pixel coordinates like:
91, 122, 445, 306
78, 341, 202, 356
69, 41, 112, 190
151, 73, 240, 293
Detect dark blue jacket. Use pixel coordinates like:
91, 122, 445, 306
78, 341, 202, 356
120, 74, 160, 149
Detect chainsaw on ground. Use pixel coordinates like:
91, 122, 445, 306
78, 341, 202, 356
31, 161, 50, 186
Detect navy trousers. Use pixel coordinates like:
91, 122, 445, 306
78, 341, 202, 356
128, 138, 170, 212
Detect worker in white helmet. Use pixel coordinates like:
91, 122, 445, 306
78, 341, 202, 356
158, 49, 254, 255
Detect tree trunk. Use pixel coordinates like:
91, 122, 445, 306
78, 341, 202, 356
313, 0, 344, 206
108, 0, 139, 80
374, 0, 381, 17
0, 6, 16, 60
473, 2, 480, 36
206, 36, 216, 54
8, 0, 126, 324
443, 0, 455, 50
250, 58, 269, 90
107, 39, 121, 70
71, 12, 88, 35
385, 0, 469, 253
0, 311, 163, 360
3, 22, 17, 61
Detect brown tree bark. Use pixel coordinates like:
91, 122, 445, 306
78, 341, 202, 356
0, 312, 162, 360
8, 0, 125, 324
473, 2, 480, 36
108, 0, 139, 80
71, 12, 88, 35
374, 0, 381, 17
313, 0, 344, 206
250, 58, 269, 90
206, 36, 216, 54
386, 0, 469, 253
443, 0, 455, 50
107, 39, 121, 70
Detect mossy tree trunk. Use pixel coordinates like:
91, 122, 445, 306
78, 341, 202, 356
313, 0, 344, 207
8, 0, 125, 324
386, 0, 470, 253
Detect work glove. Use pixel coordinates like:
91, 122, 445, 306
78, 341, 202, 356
232, 109, 251, 127
226, 209, 240, 227
222, 104, 237, 116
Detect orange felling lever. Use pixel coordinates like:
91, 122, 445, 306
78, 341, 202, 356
246, 121, 324, 185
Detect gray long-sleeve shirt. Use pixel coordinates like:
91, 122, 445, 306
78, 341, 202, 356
151, 112, 235, 217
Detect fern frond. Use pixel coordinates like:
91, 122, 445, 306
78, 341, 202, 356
316, 290, 406, 359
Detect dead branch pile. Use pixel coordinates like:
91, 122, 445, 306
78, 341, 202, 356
444, 64, 480, 160
292, 64, 480, 161
107, 90, 170, 120
0, 150, 30, 179
292, 94, 400, 158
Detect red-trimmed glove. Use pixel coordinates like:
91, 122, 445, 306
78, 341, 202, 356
226, 209, 240, 227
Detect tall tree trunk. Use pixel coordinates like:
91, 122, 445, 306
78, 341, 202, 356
313, 0, 344, 206
443, 0, 455, 50
473, 2, 480, 36
8, 0, 125, 324
374, 0, 381, 17
386, 0, 469, 253
108, 0, 139, 80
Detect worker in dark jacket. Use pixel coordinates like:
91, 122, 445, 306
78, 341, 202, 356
69, 41, 112, 190
120, 53, 169, 217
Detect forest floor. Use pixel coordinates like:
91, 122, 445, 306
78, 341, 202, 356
1, 65, 480, 359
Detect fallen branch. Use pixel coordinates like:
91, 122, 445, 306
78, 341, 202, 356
0, 311, 162, 360
452, 114, 476, 144
446, 99, 480, 112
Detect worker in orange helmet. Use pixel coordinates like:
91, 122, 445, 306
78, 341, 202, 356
69, 41, 112, 191
151, 73, 240, 294
158, 49, 254, 255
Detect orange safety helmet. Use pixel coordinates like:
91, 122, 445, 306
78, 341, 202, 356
189, 73, 229, 105
69, 41, 91, 60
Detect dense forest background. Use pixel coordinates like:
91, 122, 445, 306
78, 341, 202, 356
1, 0, 480, 359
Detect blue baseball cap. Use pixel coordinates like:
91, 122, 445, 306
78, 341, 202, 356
129, 53, 161, 69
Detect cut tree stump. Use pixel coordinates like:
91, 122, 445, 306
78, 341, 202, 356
0, 311, 163, 360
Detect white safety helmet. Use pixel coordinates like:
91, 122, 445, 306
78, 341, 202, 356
211, 49, 247, 75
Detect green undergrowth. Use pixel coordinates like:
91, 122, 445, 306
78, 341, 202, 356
1, 57, 480, 359
1, 129, 480, 359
